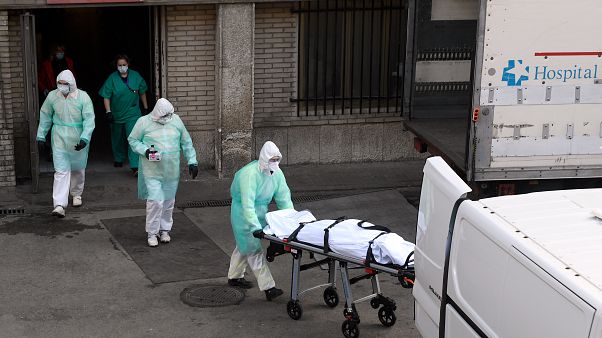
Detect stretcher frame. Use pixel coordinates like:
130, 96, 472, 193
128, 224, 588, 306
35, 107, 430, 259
256, 232, 415, 338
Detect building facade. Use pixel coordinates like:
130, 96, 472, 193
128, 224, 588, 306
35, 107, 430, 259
0, 0, 422, 189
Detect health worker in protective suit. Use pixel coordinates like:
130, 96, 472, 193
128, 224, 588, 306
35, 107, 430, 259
128, 98, 198, 247
36, 70, 95, 218
227, 141, 294, 301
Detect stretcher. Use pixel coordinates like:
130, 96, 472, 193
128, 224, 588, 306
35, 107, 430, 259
253, 210, 415, 338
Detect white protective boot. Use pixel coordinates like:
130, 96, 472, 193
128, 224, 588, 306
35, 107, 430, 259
160, 231, 171, 243
52, 206, 66, 218
147, 235, 159, 247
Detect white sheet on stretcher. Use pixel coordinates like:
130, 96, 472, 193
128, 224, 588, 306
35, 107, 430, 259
264, 209, 415, 267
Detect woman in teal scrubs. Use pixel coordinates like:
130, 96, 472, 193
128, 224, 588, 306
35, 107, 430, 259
99, 54, 149, 176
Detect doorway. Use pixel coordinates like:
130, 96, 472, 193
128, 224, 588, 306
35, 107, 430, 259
33, 6, 158, 174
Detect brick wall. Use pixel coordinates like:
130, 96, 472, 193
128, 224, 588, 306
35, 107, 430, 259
253, 2, 297, 127
165, 5, 216, 168
0, 11, 19, 186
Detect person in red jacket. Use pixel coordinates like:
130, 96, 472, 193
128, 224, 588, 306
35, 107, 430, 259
38, 44, 75, 97
37, 44, 75, 161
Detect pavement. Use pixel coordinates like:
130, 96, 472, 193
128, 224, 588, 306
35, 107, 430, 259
0, 160, 427, 338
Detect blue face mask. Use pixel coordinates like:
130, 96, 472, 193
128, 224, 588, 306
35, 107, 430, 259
55, 52, 65, 60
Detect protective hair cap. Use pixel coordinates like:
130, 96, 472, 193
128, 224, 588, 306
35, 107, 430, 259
150, 98, 175, 120
258, 141, 282, 170
56, 70, 77, 91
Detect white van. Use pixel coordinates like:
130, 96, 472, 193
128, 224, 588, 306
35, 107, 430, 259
413, 156, 602, 337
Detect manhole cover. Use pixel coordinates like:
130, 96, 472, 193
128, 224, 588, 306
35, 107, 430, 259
180, 285, 245, 308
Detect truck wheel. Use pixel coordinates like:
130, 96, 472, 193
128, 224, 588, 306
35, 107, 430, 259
378, 307, 396, 327
287, 300, 303, 320
323, 287, 339, 308
342, 319, 359, 338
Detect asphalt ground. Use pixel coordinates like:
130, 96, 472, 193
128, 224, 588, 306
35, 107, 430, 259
0, 160, 426, 338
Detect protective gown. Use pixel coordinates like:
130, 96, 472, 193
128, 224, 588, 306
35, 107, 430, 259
127, 98, 197, 202
36, 70, 95, 173
230, 142, 294, 255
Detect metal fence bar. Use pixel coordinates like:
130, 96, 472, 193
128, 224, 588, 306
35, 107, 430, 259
348, 2, 356, 115
297, 1, 301, 117
323, 0, 329, 115
394, 0, 403, 114
377, 1, 384, 114
304, 1, 311, 117
341, 0, 347, 115
368, 0, 375, 114
332, 0, 338, 115
359, 0, 366, 115
314, 0, 321, 115
385, 0, 393, 114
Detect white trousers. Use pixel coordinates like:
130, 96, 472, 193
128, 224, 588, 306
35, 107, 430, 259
228, 246, 275, 291
53, 170, 85, 207
146, 199, 175, 237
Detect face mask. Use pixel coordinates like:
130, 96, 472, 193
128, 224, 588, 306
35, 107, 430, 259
117, 65, 128, 74
57, 84, 70, 94
157, 113, 173, 124
55, 52, 64, 60
268, 161, 280, 174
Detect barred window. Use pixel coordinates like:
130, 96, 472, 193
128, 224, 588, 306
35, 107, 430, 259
296, 0, 408, 116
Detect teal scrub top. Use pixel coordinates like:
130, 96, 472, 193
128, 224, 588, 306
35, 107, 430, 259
99, 69, 147, 124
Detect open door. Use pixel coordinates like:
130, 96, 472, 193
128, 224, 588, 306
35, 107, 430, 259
21, 13, 40, 193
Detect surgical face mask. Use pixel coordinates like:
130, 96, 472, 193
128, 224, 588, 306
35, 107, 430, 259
57, 84, 70, 94
268, 161, 280, 173
55, 52, 64, 60
157, 113, 173, 124
117, 65, 128, 74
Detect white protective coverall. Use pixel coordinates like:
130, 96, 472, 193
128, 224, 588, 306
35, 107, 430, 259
227, 141, 294, 291
127, 98, 197, 238
36, 70, 95, 208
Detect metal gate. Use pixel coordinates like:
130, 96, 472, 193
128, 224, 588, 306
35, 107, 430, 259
295, 0, 408, 116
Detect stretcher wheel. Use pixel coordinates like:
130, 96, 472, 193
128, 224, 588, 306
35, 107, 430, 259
378, 307, 396, 327
323, 287, 339, 308
287, 300, 303, 320
341, 320, 359, 338
370, 298, 379, 309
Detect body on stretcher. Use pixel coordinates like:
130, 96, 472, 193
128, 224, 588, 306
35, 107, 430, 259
253, 209, 415, 338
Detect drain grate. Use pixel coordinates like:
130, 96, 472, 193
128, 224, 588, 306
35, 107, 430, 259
179, 194, 345, 209
180, 285, 245, 308
0, 208, 26, 215
179, 199, 232, 208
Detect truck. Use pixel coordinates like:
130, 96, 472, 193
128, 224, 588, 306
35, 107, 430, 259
404, 0, 602, 196
413, 156, 602, 337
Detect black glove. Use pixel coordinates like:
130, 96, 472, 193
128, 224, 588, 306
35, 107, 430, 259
252, 230, 264, 239
141, 107, 149, 116
145, 149, 151, 160
106, 111, 114, 123
74, 140, 87, 151
37, 140, 46, 154
188, 164, 198, 179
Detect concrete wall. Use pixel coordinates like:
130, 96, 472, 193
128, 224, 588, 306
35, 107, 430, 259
0, 11, 15, 186
165, 5, 216, 169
